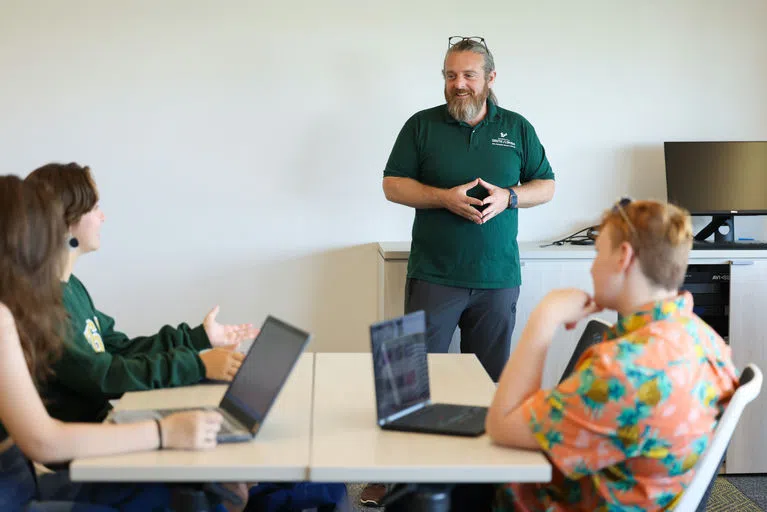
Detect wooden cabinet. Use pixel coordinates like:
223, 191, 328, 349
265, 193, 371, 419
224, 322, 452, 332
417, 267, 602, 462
377, 245, 408, 322
515, 259, 617, 388
378, 242, 767, 474
727, 260, 767, 474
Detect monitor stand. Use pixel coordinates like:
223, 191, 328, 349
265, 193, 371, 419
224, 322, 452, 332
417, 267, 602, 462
694, 215, 735, 243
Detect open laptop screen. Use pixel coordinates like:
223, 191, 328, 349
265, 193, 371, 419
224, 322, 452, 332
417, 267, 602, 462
370, 311, 431, 422
221, 316, 311, 429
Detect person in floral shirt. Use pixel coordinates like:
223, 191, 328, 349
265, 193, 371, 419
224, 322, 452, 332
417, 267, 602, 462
484, 199, 739, 512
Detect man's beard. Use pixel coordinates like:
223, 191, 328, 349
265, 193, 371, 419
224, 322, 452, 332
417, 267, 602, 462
445, 83, 490, 123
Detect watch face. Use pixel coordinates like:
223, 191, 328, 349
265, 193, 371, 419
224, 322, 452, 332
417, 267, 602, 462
508, 189, 517, 208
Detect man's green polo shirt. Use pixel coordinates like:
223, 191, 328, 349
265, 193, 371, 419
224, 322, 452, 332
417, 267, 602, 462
384, 101, 555, 289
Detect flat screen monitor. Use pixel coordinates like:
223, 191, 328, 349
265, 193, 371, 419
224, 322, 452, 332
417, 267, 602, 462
664, 141, 767, 215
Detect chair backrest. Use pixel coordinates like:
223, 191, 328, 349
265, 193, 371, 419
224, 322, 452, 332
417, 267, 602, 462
559, 318, 612, 383
674, 364, 763, 511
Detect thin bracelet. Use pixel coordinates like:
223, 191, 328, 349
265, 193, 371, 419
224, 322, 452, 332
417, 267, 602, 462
154, 419, 163, 449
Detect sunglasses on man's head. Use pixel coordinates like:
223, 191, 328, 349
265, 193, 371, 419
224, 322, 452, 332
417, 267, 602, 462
448, 36, 489, 52
612, 197, 638, 237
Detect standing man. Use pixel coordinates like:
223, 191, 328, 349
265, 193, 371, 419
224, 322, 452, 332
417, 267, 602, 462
383, 36, 555, 382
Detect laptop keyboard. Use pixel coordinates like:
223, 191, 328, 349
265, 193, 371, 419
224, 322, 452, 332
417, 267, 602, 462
153, 407, 243, 435
219, 421, 236, 435
400, 403, 487, 429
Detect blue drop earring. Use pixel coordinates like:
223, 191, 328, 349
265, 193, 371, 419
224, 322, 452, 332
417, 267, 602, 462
68, 236, 79, 249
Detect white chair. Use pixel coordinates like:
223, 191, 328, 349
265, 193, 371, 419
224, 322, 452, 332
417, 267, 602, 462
675, 363, 763, 512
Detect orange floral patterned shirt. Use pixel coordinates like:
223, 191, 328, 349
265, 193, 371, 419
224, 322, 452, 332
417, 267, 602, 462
498, 293, 738, 512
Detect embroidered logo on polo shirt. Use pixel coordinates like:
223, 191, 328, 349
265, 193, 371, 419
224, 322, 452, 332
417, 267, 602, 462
491, 132, 516, 148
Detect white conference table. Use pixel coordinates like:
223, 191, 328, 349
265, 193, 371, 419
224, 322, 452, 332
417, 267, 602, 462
70, 353, 314, 482
309, 353, 552, 483
71, 352, 551, 486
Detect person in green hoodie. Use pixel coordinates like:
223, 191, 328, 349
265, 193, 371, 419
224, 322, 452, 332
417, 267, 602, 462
26, 162, 259, 424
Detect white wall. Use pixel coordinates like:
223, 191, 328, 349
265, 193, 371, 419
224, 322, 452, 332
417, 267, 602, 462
2, 0, 766, 351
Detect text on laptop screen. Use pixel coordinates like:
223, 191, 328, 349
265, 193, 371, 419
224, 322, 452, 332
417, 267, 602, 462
223, 317, 309, 422
370, 311, 431, 420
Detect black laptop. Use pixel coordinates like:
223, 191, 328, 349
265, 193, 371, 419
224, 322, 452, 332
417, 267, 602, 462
370, 311, 488, 437
111, 315, 311, 443
559, 318, 611, 383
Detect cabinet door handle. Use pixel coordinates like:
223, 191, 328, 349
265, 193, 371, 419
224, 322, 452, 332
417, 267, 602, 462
730, 260, 755, 266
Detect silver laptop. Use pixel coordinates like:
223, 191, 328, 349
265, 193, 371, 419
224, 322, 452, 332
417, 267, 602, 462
111, 315, 311, 443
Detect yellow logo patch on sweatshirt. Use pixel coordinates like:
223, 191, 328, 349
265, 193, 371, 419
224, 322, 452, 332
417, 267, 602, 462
83, 318, 105, 353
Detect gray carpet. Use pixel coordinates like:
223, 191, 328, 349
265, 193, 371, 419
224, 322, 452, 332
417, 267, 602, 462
705, 478, 762, 511
722, 476, 767, 511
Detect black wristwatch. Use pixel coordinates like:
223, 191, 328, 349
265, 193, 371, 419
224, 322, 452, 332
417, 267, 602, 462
507, 187, 518, 209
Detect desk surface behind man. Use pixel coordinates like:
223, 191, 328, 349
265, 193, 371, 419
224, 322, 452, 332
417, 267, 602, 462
70, 353, 315, 482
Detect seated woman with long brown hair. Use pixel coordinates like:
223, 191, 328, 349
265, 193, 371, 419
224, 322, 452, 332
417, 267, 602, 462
0, 175, 228, 510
